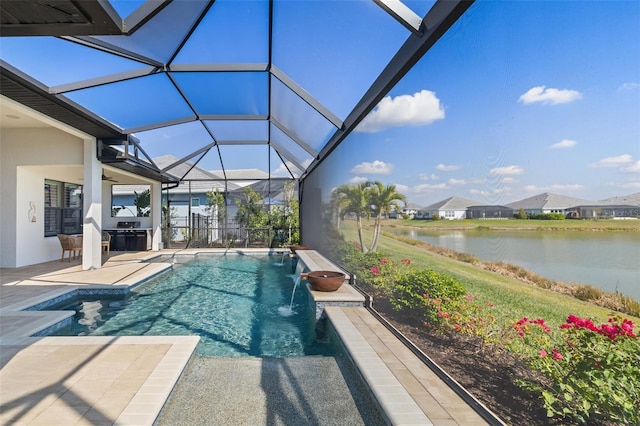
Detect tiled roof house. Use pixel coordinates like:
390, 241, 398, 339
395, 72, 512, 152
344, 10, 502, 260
421, 196, 481, 220
507, 192, 593, 215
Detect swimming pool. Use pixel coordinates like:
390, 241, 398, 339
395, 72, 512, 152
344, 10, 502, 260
49, 255, 341, 357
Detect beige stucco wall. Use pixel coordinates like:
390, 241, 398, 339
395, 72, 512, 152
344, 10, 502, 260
0, 127, 84, 267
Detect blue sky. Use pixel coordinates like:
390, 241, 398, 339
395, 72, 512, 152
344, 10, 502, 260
338, 1, 640, 206
1, 0, 638, 206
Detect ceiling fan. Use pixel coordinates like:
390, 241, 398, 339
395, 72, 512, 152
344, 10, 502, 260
102, 170, 117, 182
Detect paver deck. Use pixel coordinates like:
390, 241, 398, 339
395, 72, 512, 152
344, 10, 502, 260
1, 252, 199, 425
327, 306, 492, 425
1, 249, 498, 425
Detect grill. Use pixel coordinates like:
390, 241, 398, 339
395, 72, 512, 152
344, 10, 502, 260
116, 221, 140, 229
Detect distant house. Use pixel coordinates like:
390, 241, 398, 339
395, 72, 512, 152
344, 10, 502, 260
507, 193, 593, 216
421, 196, 480, 220
566, 205, 640, 219
599, 192, 640, 207
467, 205, 513, 219
151, 155, 238, 220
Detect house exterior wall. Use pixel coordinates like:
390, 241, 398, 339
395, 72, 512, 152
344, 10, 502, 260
440, 209, 467, 220
467, 207, 513, 219
1, 127, 84, 267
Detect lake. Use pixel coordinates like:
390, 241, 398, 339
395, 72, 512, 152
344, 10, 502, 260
387, 228, 640, 300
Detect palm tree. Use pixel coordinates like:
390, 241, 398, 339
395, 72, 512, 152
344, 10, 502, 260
335, 182, 373, 253
368, 181, 407, 252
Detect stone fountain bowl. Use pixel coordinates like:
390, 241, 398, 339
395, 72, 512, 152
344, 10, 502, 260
289, 244, 310, 254
301, 271, 346, 292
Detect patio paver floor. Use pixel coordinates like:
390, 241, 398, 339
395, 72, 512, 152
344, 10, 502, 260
1, 250, 496, 425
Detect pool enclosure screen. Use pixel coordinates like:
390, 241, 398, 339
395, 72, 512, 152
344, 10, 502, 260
0, 0, 471, 251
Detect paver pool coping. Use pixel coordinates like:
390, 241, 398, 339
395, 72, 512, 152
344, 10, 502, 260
0, 248, 496, 425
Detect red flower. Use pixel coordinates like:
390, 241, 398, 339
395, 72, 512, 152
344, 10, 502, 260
539, 349, 548, 357
401, 258, 411, 265
380, 258, 388, 265
370, 266, 380, 276
552, 349, 563, 360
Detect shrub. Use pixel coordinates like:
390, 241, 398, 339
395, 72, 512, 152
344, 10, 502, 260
511, 315, 640, 424
572, 284, 604, 301
528, 213, 566, 220
390, 268, 466, 314
422, 294, 497, 336
358, 255, 414, 293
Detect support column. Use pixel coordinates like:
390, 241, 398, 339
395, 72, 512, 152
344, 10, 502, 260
151, 181, 163, 250
82, 138, 102, 270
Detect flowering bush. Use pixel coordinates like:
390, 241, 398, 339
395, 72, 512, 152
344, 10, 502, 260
512, 315, 640, 424
362, 256, 414, 293
390, 268, 466, 315
421, 294, 497, 336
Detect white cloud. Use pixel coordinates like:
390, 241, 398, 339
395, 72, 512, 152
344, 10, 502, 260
350, 160, 394, 175
469, 188, 511, 197
524, 184, 585, 192
518, 86, 582, 105
419, 173, 439, 181
271, 159, 310, 177
501, 177, 518, 184
448, 178, 466, 186
550, 139, 577, 149
489, 165, 524, 176
348, 176, 369, 184
414, 183, 447, 191
436, 163, 460, 172
394, 183, 410, 193
619, 82, 640, 91
468, 177, 487, 184
621, 161, 640, 173
356, 90, 445, 133
589, 154, 633, 168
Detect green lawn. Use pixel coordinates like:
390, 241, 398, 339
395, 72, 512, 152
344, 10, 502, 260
381, 217, 640, 231
338, 222, 640, 328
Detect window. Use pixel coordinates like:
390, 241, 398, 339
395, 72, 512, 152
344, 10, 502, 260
191, 197, 200, 207
44, 179, 82, 237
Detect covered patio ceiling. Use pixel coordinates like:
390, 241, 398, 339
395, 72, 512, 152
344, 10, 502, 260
0, 0, 472, 184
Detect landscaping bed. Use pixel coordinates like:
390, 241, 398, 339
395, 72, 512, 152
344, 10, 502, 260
370, 293, 553, 425
331, 225, 639, 425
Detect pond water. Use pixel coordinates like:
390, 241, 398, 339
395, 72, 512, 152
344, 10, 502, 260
388, 228, 640, 300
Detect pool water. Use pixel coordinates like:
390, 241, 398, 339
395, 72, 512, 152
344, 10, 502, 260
50, 255, 341, 357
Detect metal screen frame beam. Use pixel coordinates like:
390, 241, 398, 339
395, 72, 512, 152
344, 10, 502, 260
271, 65, 343, 129
49, 67, 158, 94
271, 117, 318, 158
373, 0, 423, 35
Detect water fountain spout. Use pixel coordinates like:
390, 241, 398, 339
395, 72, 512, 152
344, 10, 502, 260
274, 251, 287, 266
278, 276, 301, 317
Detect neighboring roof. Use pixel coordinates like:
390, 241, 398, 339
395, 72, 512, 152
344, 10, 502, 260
507, 193, 593, 210
210, 169, 270, 181
0, 0, 471, 183
152, 155, 240, 194
599, 192, 640, 207
423, 196, 481, 210
467, 205, 513, 209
